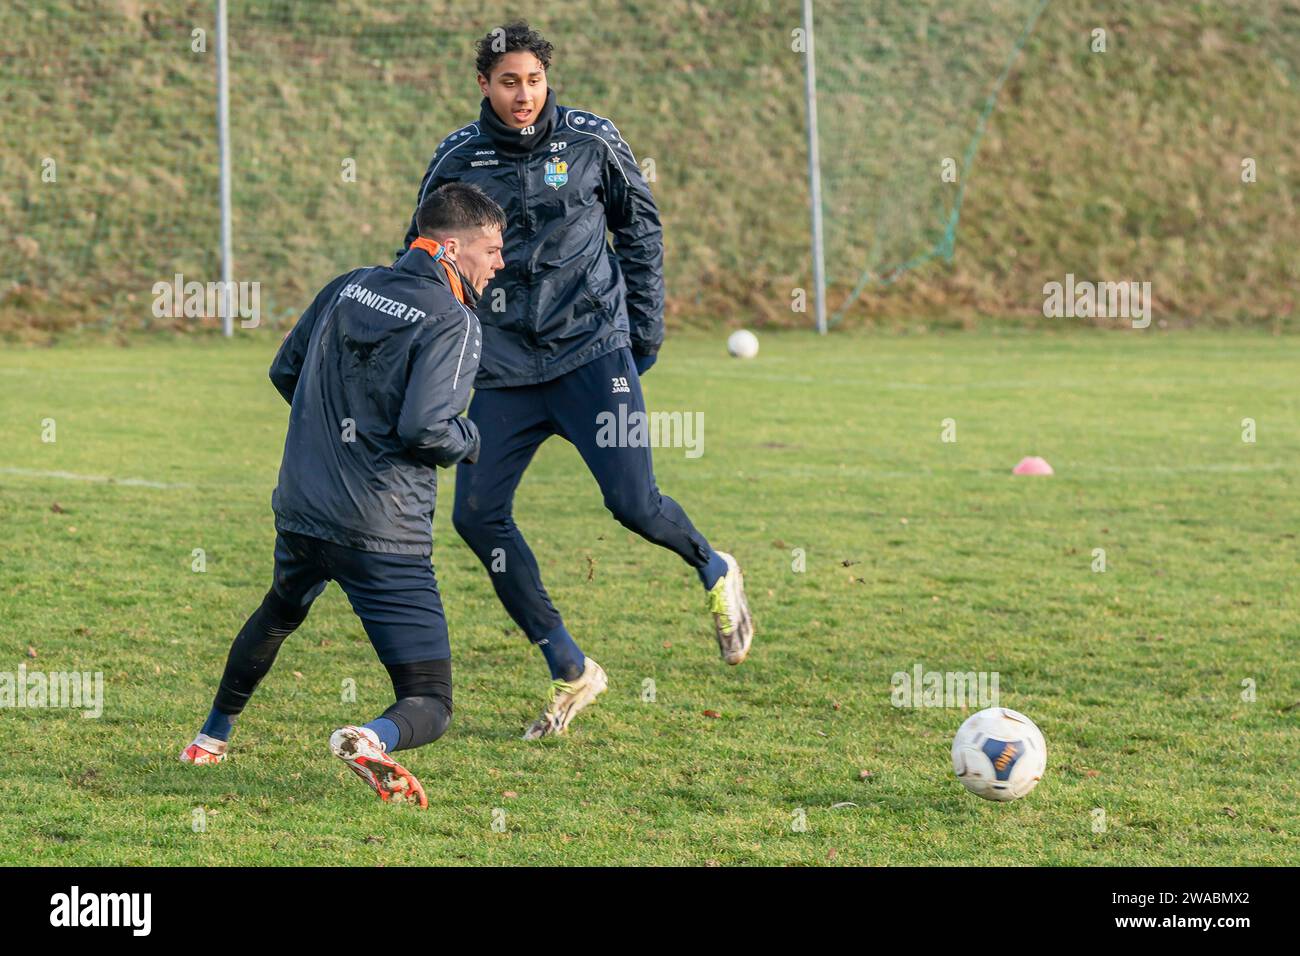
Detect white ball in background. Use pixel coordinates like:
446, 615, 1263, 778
727, 329, 759, 359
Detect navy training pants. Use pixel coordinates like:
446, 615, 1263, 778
451, 347, 713, 642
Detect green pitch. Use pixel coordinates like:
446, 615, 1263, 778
0, 330, 1295, 865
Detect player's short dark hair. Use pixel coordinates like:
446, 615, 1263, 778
475, 20, 553, 79
416, 182, 506, 239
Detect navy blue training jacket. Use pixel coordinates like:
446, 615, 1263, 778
401, 90, 664, 388
268, 245, 482, 556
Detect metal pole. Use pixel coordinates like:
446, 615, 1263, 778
216, 0, 233, 337
803, 0, 828, 335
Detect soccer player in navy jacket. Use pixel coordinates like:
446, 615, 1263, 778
181, 184, 504, 807
402, 22, 754, 739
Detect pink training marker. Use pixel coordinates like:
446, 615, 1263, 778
1013, 456, 1054, 476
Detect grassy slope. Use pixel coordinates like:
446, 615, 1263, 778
0, 331, 1296, 865
1, 0, 1297, 335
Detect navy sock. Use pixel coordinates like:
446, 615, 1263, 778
200, 708, 235, 742
698, 550, 729, 590
363, 717, 402, 752
537, 624, 586, 681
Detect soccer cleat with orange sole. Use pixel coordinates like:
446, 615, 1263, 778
179, 733, 228, 765
329, 726, 428, 808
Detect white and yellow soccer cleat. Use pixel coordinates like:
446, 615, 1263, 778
329, 725, 428, 808
522, 657, 608, 740
179, 732, 228, 765
707, 551, 754, 665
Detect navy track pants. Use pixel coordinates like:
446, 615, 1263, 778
451, 347, 712, 642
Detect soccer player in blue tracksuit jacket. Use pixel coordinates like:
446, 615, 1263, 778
401, 22, 755, 740
180, 183, 505, 808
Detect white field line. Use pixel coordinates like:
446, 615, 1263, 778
0, 467, 193, 490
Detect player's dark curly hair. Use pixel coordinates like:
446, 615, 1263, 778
475, 20, 554, 79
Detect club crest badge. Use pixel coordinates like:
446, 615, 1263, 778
544, 158, 569, 190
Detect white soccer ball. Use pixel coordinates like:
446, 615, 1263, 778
951, 707, 1047, 801
727, 329, 759, 359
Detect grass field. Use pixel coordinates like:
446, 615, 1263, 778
1, 329, 1297, 865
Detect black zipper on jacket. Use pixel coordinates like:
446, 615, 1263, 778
516, 156, 543, 377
